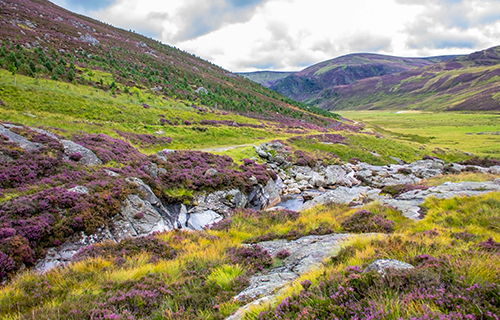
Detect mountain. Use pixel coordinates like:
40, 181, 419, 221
237, 71, 295, 87
319, 46, 500, 111
269, 53, 456, 105
0, 0, 337, 123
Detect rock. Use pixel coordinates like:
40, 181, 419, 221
79, 33, 99, 45
67, 185, 89, 194
324, 165, 360, 187
301, 186, 373, 211
187, 209, 222, 230
193, 189, 247, 216
391, 157, 406, 165
248, 179, 282, 210
204, 168, 218, 176
254, 146, 270, 159
363, 259, 414, 275
195, 87, 208, 94
35, 228, 115, 273
0, 124, 42, 151
295, 173, 311, 182
62, 140, 103, 166
302, 190, 322, 201
156, 149, 175, 162
104, 169, 120, 177
488, 166, 500, 174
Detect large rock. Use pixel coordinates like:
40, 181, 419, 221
0, 124, 42, 151
62, 140, 103, 166
248, 178, 282, 210
186, 209, 223, 230
301, 186, 374, 211
193, 188, 247, 216
35, 227, 115, 273
324, 165, 361, 187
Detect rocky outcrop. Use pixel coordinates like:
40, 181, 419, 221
227, 233, 381, 320
193, 189, 247, 216
0, 124, 42, 151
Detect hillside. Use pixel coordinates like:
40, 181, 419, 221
0, 0, 336, 123
1, 1, 500, 320
269, 53, 455, 105
237, 71, 295, 87
321, 46, 500, 111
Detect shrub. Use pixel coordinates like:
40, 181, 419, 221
275, 249, 291, 259
341, 210, 395, 233
226, 245, 273, 273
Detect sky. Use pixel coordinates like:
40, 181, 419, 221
51, 0, 500, 72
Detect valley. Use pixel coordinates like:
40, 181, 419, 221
0, 0, 499, 320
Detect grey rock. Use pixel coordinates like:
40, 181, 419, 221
364, 259, 414, 275
68, 186, 89, 194
193, 189, 247, 216
0, 124, 42, 151
62, 140, 103, 166
79, 33, 99, 45
301, 186, 372, 211
489, 166, 500, 174
205, 168, 218, 176
248, 179, 282, 210
254, 146, 270, 159
194, 87, 208, 94
35, 228, 115, 273
187, 210, 223, 230
156, 149, 175, 162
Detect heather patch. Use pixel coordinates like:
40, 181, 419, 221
226, 245, 273, 273
0, 179, 133, 280
73, 235, 177, 263
115, 130, 173, 148
158, 151, 275, 192
340, 210, 395, 233
72, 133, 146, 164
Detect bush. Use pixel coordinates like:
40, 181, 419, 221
226, 245, 273, 273
341, 210, 395, 233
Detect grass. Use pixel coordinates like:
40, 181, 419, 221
1, 192, 500, 319
340, 110, 500, 159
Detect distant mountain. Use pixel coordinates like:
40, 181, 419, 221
270, 53, 457, 106
319, 46, 500, 111
237, 71, 295, 87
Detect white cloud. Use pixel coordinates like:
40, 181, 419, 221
52, 0, 500, 72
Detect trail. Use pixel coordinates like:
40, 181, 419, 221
200, 144, 254, 152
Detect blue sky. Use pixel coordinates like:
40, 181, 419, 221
50, 0, 500, 72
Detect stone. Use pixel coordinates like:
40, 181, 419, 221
67, 185, 89, 194
363, 259, 414, 275
302, 190, 322, 201
79, 33, 99, 45
301, 186, 373, 211
193, 189, 247, 216
62, 140, 103, 166
204, 168, 218, 176
187, 210, 222, 230
0, 124, 42, 151
254, 146, 270, 159
248, 179, 282, 210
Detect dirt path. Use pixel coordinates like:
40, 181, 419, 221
200, 144, 254, 152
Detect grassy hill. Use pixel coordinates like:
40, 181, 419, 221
322, 46, 500, 111
269, 53, 455, 105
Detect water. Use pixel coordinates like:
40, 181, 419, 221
275, 194, 304, 211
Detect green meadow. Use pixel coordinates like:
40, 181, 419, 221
340, 110, 500, 159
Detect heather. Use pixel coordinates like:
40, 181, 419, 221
157, 151, 276, 192
2, 193, 500, 319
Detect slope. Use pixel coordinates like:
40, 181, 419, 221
321, 46, 500, 111
270, 53, 455, 105
0, 0, 338, 125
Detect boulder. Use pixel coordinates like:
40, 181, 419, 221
62, 140, 103, 166
67, 185, 89, 194
187, 209, 223, 231
0, 124, 42, 151
248, 178, 282, 210
301, 186, 373, 211
363, 259, 414, 275
193, 189, 247, 216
